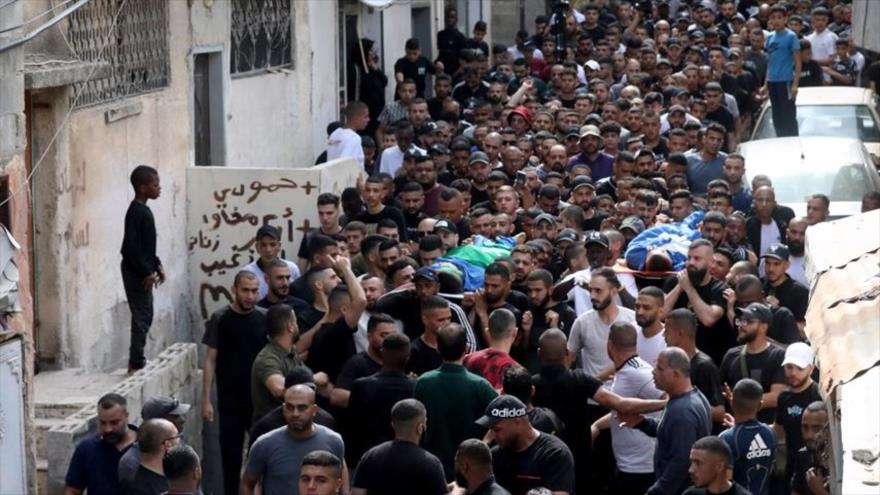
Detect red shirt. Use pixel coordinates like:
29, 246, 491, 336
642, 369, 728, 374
463, 349, 518, 390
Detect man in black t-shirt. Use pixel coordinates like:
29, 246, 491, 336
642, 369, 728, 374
501, 365, 563, 436
306, 256, 366, 384
761, 244, 808, 332
774, 342, 822, 490
356, 177, 409, 241
790, 401, 830, 495
476, 395, 575, 495
703, 82, 737, 152
120, 419, 177, 495
297, 193, 342, 273
329, 313, 396, 409
394, 38, 442, 99
663, 240, 733, 364
200, 271, 267, 495
683, 436, 753, 495
720, 303, 786, 424
352, 399, 449, 495
732, 274, 803, 346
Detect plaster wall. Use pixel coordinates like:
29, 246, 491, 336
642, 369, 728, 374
32, 0, 193, 371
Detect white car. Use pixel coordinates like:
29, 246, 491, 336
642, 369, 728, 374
751, 87, 880, 163
737, 136, 880, 218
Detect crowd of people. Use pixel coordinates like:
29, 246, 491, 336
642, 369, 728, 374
65, 1, 880, 495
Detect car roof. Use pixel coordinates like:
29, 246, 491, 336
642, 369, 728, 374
792, 87, 874, 106
738, 136, 868, 164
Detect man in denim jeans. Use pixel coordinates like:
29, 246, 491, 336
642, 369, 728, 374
762, 4, 802, 137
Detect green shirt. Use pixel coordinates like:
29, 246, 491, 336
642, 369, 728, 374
414, 363, 497, 479
251, 340, 302, 421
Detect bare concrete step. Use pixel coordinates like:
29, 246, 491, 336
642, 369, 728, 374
34, 367, 127, 412
36, 417, 71, 458
35, 403, 86, 420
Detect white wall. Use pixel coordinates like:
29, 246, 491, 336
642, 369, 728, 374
381, 3, 414, 102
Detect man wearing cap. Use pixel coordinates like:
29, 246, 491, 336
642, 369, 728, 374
567, 125, 615, 181
374, 268, 476, 352
531, 213, 558, 242
762, 243, 809, 331
468, 151, 493, 206
118, 395, 191, 485
720, 302, 787, 424
478, 394, 575, 495
242, 225, 302, 301
568, 176, 608, 231
415, 323, 497, 478
774, 342, 822, 490
433, 219, 460, 251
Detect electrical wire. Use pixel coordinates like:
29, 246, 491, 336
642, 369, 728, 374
0, 0, 77, 34
0, 0, 128, 209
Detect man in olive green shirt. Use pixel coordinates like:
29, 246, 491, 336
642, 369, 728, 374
414, 322, 497, 480
251, 304, 302, 421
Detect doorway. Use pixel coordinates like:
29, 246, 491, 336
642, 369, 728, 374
193, 51, 225, 167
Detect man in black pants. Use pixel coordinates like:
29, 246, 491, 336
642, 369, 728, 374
120, 165, 164, 374
200, 270, 267, 495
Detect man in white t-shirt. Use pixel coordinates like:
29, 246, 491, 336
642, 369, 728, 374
326, 101, 370, 169
241, 225, 301, 300
603, 322, 665, 494
378, 120, 424, 177
567, 267, 637, 379
634, 287, 667, 367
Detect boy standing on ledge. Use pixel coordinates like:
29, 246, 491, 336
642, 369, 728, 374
120, 165, 164, 375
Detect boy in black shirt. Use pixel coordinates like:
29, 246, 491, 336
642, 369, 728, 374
120, 165, 164, 374
798, 40, 825, 87
394, 38, 442, 98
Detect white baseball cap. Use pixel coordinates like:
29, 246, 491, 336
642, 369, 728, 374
782, 342, 814, 369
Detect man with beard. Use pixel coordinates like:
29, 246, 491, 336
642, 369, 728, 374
244, 225, 302, 300
414, 154, 446, 216
468, 151, 493, 206
729, 274, 802, 346
720, 303, 787, 424
663, 240, 732, 365
568, 125, 614, 179
119, 418, 180, 495
774, 343, 822, 493
510, 245, 537, 293
552, 231, 611, 315
568, 177, 607, 231
65, 393, 138, 495
700, 212, 729, 249
453, 439, 510, 495
242, 385, 346, 495
470, 263, 522, 349
785, 218, 809, 286
329, 313, 397, 408
790, 402, 830, 495
596, 152, 636, 202
352, 399, 448, 495
634, 287, 667, 367
537, 144, 569, 180
375, 267, 475, 350
762, 244, 809, 333
519, 269, 576, 373
685, 123, 728, 195
251, 305, 303, 421
746, 186, 788, 261
723, 154, 752, 213
479, 394, 576, 495
200, 271, 267, 495
398, 182, 426, 241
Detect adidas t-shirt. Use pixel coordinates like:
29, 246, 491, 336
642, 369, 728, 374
719, 419, 776, 495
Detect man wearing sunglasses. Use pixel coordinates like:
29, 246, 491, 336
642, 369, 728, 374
119, 418, 182, 495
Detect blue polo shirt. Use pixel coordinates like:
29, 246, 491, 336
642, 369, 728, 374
765, 29, 799, 82
65, 427, 136, 495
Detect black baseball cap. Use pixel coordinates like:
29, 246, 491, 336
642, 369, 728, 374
571, 176, 596, 192
433, 219, 458, 234
761, 244, 790, 261
736, 303, 773, 324
469, 151, 490, 166
620, 216, 646, 235
142, 396, 191, 420
414, 266, 440, 284
534, 213, 557, 226
556, 229, 578, 245
585, 231, 609, 248
257, 225, 282, 240
475, 395, 528, 427
429, 143, 451, 155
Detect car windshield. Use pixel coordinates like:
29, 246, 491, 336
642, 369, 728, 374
754, 105, 880, 142
749, 159, 872, 204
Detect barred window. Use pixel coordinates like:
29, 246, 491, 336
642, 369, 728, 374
68, 0, 170, 109
230, 0, 293, 75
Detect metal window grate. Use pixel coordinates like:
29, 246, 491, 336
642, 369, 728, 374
230, 0, 293, 75
68, 0, 170, 109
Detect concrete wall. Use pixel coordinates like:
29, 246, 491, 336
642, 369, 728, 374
46, 343, 203, 495
32, 0, 193, 371
224, 0, 340, 166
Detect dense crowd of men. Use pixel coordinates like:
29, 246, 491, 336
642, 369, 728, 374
66, 0, 880, 494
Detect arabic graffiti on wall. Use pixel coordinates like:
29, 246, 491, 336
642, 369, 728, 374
187, 160, 360, 322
